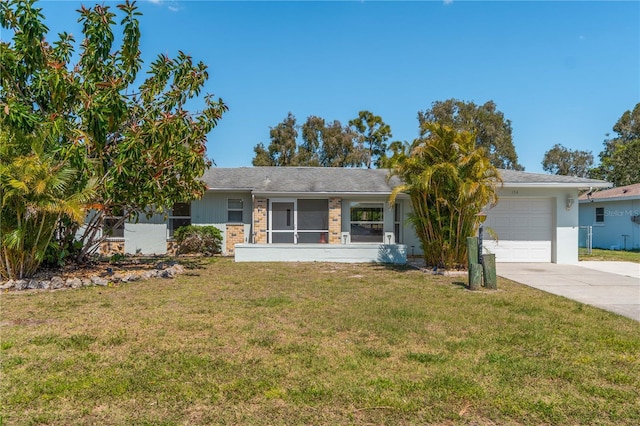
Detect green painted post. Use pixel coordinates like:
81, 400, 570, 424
466, 237, 478, 269
469, 263, 483, 291
482, 254, 497, 289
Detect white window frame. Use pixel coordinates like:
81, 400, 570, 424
394, 202, 402, 244
349, 202, 385, 243
595, 207, 605, 224
168, 202, 191, 239
228, 198, 244, 223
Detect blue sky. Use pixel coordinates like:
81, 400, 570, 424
30, 1, 640, 172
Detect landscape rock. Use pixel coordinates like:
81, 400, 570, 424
122, 273, 140, 282
4, 261, 185, 292
91, 276, 109, 286
142, 270, 158, 280
51, 276, 65, 289
1, 280, 15, 290
14, 280, 28, 290
67, 278, 83, 289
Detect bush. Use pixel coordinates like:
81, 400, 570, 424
173, 226, 222, 256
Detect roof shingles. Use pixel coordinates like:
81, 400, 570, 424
202, 167, 610, 193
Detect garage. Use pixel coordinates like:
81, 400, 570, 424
483, 197, 553, 262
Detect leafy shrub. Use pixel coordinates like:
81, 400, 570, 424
173, 226, 222, 256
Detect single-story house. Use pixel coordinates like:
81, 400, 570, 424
99, 167, 610, 264
578, 183, 640, 250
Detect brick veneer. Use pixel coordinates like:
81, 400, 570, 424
329, 197, 342, 244
225, 224, 245, 255
254, 198, 268, 243
100, 239, 125, 256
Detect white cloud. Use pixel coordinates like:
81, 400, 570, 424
168, 6, 179, 12
443, 0, 454, 5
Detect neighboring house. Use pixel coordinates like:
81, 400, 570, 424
578, 183, 640, 250
99, 167, 610, 264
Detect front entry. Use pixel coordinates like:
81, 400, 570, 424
270, 201, 295, 243
268, 199, 330, 244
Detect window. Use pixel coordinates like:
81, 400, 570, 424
103, 217, 124, 239
595, 207, 604, 223
350, 203, 384, 243
228, 199, 243, 223
394, 202, 401, 244
169, 202, 191, 238
104, 207, 125, 239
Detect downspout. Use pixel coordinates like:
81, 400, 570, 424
586, 186, 594, 202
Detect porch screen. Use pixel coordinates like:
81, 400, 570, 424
297, 199, 329, 243
350, 203, 384, 243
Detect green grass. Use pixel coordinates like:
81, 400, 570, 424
580, 248, 640, 263
2, 258, 639, 425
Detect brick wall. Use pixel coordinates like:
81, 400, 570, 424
225, 224, 245, 255
254, 198, 268, 244
166, 240, 178, 256
99, 239, 125, 256
329, 197, 342, 244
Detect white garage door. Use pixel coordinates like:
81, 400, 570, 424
483, 198, 553, 262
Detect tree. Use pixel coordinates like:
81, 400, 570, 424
251, 113, 298, 166
349, 110, 392, 169
1, 0, 227, 265
299, 115, 324, 167
417, 99, 523, 170
590, 103, 640, 186
0, 129, 94, 279
251, 113, 364, 167
542, 144, 594, 177
318, 120, 360, 167
388, 123, 502, 269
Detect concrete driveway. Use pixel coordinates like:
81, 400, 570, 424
497, 262, 640, 322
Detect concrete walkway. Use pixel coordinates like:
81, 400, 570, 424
497, 262, 640, 322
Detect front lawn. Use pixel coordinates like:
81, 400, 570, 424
2, 258, 639, 425
580, 248, 640, 263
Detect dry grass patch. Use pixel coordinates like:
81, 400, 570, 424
1, 258, 639, 425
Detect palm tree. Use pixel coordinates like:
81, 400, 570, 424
388, 123, 502, 268
0, 131, 94, 279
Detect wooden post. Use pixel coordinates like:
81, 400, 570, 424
469, 263, 483, 291
466, 237, 478, 269
482, 253, 497, 289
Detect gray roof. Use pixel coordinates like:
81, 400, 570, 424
202, 167, 611, 194
497, 169, 611, 188
203, 167, 402, 193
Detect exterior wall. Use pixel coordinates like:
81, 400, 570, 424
99, 239, 124, 256
192, 191, 252, 225
328, 197, 342, 244
399, 199, 422, 257
401, 187, 582, 264
225, 224, 245, 255
340, 197, 397, 242
490, 187, 579, 264
235, 243, 407, 264
553, 189, 579, 264
124, 223, 168, 255
579, 199, 640, 249
254, 198, 268, 243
